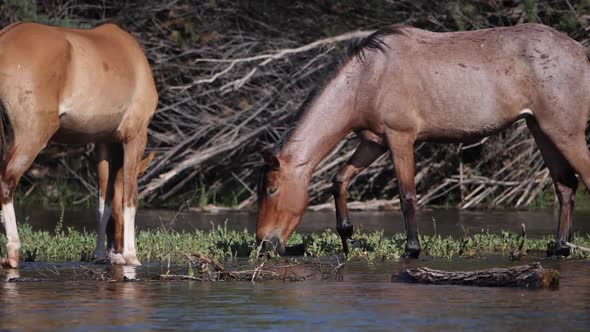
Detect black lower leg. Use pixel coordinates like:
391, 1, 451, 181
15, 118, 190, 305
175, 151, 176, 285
337, 216, 355, 254
401, 193, 421, 258
547, 180, 576, 257
333, 179, 357, 254
106, 217, 115, 252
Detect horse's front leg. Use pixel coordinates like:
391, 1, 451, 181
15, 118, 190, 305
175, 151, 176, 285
1, 118, 59, 268
332, 140, 386, 254
386, 133, 420, 258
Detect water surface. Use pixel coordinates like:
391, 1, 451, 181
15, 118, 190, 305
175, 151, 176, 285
3, 208, 590, 331
1, 258, 589, 331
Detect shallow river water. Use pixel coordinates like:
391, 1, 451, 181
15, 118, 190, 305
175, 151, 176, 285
1, 208, 590, 331
1, 258, 589, 331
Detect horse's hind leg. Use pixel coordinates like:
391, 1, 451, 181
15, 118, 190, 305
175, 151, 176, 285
112, 150, 153, 258
94, 144, 114, 261
109, 148, 125, 265
526, 118, 578, 256
94, 143, 125, 264
385, 132, 420, 258
0, 122, 58, 268
121, 128, 148, 266
332, 139, 386, 254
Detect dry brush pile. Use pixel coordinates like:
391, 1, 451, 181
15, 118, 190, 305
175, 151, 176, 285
1, 0, 589, 209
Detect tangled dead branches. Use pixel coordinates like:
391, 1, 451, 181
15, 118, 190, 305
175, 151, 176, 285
1, 0, 589, 209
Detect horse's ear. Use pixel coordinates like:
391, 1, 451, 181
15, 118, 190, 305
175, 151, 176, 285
262, 150, 280, 170
138, 151, 155, 176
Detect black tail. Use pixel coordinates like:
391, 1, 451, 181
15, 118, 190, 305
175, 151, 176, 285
0, 100, 12, 162
0, 101, 5, 161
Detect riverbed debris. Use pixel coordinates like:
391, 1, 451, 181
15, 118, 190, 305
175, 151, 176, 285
393, 262, 559, 289
564, 242, 590, 255
156, 254, 344, 282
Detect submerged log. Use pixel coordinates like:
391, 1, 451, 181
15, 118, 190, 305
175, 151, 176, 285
394, 262, 558, 289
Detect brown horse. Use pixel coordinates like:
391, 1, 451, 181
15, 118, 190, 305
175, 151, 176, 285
0, 22, 157, 268
257, 23, 590, 258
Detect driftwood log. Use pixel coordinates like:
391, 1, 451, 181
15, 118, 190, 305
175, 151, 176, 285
394, 262, 558, 289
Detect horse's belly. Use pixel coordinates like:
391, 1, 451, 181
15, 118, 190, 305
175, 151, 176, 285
418, 109, 524, 143
53, 104, 126, 143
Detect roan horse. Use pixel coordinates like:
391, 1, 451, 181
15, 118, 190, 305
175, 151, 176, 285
257, 23, 590, 258
0, 22, 157, 268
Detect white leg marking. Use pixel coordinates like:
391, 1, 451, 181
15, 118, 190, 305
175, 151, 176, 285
109, 251, 127, 265
519, 108, 534, 117
2, 201, 20, 266
123, 206, 140, 265
121, 265, 137, 280
94, 192, 112, 260
5, 268, 19, 281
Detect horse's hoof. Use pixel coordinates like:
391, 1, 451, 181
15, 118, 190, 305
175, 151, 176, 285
123, 254, 141, 266
341, 237, 358, 256
347, 238, 359, 250
403, 246, 421, 259
109, 253, 127, 265
1, 257, 19, 269
123, 275, 138, 282
93, 249, 108, 262
547, 241, 571, 257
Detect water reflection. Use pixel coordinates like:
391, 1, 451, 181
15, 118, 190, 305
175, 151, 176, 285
1, 259, 589, 331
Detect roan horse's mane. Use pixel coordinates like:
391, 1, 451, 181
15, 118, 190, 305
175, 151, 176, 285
273, 25, 404, 154
346, 25, 404, 64
257, 26, 404, 198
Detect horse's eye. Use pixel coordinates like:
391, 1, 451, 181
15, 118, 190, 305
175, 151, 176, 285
268, 187, 278, 195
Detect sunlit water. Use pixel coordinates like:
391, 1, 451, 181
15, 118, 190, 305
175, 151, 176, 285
1, 208, 590, 331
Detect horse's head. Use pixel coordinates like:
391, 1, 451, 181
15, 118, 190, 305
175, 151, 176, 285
256, 152, 308, 255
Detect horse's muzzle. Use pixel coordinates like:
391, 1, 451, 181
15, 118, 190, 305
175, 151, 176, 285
256, 230, 285, 256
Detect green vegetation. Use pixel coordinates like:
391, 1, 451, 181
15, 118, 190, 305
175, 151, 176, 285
523, 0, 540, 23
1, 223, 588, 264
3, 0, 89, 28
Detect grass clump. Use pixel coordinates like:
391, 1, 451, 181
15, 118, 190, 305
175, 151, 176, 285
0, 225, 588, 264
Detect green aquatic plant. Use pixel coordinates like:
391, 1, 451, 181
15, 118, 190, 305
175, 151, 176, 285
0, 224, 588, 264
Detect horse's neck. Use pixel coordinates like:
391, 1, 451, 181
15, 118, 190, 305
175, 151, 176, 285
279, 68, 358, 178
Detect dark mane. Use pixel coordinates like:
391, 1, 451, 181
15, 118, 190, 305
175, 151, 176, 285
273, 25, 404, 153
345, 25, 404, 64
257, 164, 269, 201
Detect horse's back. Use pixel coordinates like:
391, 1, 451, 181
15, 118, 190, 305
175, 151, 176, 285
366, 24, 590, 142
0, 22, 157, 143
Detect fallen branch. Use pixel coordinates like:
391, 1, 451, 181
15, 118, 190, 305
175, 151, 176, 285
565, 242, 590, 254
157, 258, 344, 282
393, 262, 559, 289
